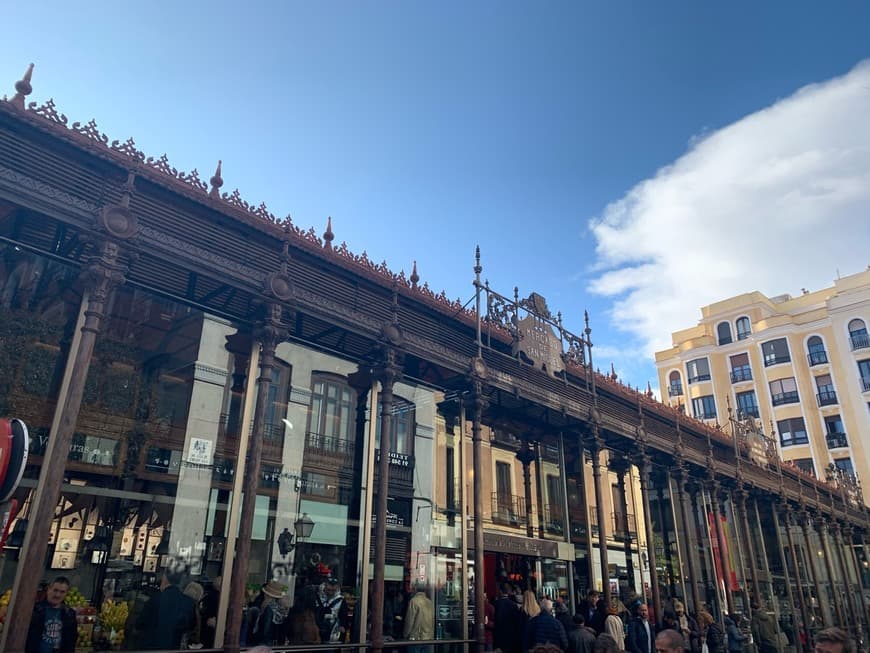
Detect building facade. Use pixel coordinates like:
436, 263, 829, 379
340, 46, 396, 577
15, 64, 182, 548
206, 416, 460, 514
655, 271, 870, 503
0, 66, 868, 653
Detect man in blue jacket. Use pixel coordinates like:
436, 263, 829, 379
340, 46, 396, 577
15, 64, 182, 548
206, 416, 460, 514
25, 576, 78, 653
524, 598, 568, 652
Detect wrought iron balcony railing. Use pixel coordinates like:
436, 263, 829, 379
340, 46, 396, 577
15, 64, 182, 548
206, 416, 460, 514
688, 373, 711, 384
862, 377, 870, 392
816, 389, 838, 407
491, 492, 528, 527
730, 366, 753, 383
807, 350, 828, 366
764, 354, 791, 367
850, 333, 870, 351
543, 505, 565, 535
305, 431, 355, 456
612, 512, 637, 539
771, 391, 800, 406
668, 383, 683, 397
825, 432, 849, 449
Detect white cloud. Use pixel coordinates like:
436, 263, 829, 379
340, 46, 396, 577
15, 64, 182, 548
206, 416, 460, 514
589, 60, 870, 360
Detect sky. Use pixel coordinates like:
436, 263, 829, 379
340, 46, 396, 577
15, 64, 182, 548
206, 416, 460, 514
2, 1, 870, 392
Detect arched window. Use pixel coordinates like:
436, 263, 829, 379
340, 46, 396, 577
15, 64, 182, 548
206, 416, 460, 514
308, 374, 356, 453
806, 336, 827, 366
668, 371, 683, 397
735, 316, 751, 340
717, 322, 733, 345
848, 318, 869, 351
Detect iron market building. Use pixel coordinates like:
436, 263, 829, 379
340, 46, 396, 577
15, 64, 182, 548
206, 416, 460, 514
0, 66, 868, 653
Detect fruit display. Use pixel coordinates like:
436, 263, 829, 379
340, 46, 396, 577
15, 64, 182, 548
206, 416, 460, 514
99, 598, 128, 647
0, 588, 10, 627
64, 586, 88, 608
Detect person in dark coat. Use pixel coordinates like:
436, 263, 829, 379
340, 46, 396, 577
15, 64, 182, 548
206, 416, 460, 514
136, 569, 197, 650
25, 576, 78, 653
524, 598, 568, 652
578, 591, 601, 630
626, 603, 655, 653
494, 582, 523, 653
568, 613, 597, 653
554, 598, 575, 639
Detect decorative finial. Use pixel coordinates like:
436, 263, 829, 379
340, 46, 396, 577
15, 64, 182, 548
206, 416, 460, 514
474, 246, 481, 274
584, 310, 591, 336
209, 160, 223, 198
410, 260, 419, 287
646, 381, 653, 399
323, 216, 334, 249
610, 363, 617, 381
9, 63, 34, 110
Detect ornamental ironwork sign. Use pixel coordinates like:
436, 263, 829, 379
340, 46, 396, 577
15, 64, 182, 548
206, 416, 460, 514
479, 285, 589, 376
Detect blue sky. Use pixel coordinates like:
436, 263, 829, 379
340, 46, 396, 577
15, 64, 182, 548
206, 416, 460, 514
3, 1, 870, 390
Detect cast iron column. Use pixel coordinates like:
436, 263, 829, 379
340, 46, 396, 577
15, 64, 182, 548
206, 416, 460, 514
224, 304, 282, 653
3, 199, 134, 653
781, 504, 811, 651
710, 481, 735, 616
577, 434, 596, 592
817, 516, 846, 627
517, 439, 537, 540
469, 359, 489, 653
637, 452, 662, 619
734, 487, 761, 603
590, 424, 611, 606
832, 522, 859, 638
614, 458, 636, 593
845, 526, 869, 638
769, 500, 800, 648
534, 441, 546, 539
800, 510, 826, 626
675, 465, 703, 614
370, 325, 403, 653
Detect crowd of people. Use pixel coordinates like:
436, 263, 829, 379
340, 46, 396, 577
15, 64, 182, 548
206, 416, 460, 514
486, 583, 858, 653
24, 573, 859, 653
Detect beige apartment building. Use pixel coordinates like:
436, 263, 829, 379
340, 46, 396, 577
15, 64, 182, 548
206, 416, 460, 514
655, 268, 870, 502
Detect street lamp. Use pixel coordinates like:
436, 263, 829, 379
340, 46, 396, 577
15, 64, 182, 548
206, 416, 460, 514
277, 513, 316, 557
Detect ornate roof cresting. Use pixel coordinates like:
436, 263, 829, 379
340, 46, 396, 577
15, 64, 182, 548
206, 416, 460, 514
0, 65, 489, 329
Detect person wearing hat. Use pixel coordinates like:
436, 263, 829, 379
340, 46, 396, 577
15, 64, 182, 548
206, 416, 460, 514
249, 581, 289, 645
317, 577, 350, 643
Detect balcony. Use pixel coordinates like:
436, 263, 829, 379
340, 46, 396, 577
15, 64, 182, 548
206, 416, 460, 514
807, 351, 828, 366
374, 450, 415, 485
850, 333, 870, 351
304, 431, 355, 456
612, 512, 637, 540
491, 492, 528, 527
826, 432, 849, 449
730, 366, 753, 383
816, 389, 838, 407
862, 377, 870, 392
543, 505, 565, 536
688, 373, 711, 384
764, 354, 791, 367
668, 383, 683, 397
771, 391, 800, 406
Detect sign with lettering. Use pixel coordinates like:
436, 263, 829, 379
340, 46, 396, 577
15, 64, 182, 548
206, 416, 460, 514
514, 315, 565, 375
469, 529, 560, 558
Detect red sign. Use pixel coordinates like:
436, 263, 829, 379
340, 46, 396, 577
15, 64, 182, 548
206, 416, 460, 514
0, 419, 29, 503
